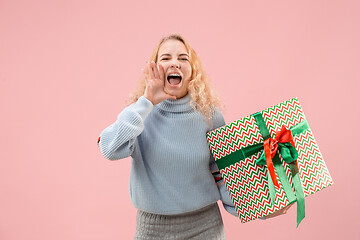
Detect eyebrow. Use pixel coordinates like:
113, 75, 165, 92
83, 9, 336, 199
159, 53, 189, 58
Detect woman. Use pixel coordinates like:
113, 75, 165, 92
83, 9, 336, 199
97, 34, 289, 239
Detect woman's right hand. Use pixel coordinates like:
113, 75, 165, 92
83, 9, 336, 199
142, 61, 176, 105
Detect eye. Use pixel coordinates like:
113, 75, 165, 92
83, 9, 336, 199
180, 58, 188, 61
161, 57, 169, 60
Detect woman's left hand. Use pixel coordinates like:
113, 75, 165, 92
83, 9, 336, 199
265, 203, 294, 219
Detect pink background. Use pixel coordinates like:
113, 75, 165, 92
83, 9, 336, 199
1, 0, 359, 239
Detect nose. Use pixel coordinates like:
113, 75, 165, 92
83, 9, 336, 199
170, 59, 180, 69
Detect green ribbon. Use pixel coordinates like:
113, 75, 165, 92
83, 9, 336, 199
216, 113, 310, 227
253, 113, 306, 227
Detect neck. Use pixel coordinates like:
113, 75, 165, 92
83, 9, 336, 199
157, 94, 194, 113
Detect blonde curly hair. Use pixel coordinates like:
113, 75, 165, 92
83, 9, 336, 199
128, 33, 223, 121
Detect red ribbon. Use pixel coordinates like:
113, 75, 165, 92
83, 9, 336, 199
263, 125, 296, 188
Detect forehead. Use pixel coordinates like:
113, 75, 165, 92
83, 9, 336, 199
158, 39, 188, 55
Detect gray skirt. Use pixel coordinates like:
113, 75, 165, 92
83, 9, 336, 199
134, 203, 226, 240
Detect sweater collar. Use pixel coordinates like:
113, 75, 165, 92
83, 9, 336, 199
157, 93, 194, 113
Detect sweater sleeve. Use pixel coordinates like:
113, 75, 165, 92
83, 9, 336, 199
210, 155, 239, 217
209, 108, 239, 217
97, 96, 154, 160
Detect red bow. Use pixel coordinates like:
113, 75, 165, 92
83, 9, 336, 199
263, 125, 296, 188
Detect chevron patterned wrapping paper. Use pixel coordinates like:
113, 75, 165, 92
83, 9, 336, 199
206, 98, 333, 223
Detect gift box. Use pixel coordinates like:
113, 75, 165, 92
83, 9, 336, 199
207, 98, 333, 226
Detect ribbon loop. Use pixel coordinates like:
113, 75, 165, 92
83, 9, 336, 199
256, 125, 298, 188
263, 138, 280, 188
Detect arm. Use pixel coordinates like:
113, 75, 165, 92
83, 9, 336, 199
210, 157, 239, 217
97, 96, 154, 160
98, 61, 176, 160
208, 108, 239, 217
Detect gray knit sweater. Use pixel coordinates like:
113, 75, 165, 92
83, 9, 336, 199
97, 93, 238, 217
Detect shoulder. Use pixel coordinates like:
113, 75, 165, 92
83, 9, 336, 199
209, 107, 225, 131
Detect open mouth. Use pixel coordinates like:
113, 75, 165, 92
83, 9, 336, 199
167, 73, 182, 86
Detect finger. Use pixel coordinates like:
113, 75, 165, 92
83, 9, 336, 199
152, 61, 160, 80
282, 205, 291, 214
285, 204, 292, 209
141, 68, 149, 83
142, 67, 150, 76
147, 62, 153, 81
158, 64, 165, 82
149, 61, 156, 80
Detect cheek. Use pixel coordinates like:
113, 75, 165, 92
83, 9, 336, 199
158, 62, 168, 70
184, 64, 192, 76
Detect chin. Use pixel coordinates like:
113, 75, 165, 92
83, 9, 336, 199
165, 88, 187, 99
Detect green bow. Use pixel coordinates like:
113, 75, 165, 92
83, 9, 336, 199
257, 142, 298, 166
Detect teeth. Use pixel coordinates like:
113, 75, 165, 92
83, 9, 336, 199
169, 73, 181, 77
